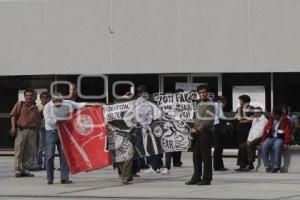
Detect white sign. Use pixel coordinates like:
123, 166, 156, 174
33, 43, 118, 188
175, 82, 207, 92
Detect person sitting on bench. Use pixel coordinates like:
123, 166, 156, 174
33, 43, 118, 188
260, 107, 292, 173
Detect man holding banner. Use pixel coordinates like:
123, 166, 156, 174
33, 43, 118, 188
43, 93, 87, 185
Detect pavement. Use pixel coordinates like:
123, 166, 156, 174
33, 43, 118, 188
1, 152, 300, 200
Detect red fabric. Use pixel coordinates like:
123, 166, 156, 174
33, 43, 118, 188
58, 106, 112, 174
261, 116, 292, 145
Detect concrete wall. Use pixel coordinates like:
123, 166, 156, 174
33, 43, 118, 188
0, 0, 299, 75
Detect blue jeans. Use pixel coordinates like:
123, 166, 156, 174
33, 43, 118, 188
261, 137, 284, 169
37, 128, 46, 168
46, 129, 69, 181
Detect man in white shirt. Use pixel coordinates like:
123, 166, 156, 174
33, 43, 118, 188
213, 96, 228, 171
43, 93, 87, 185
235, 107, 268, 172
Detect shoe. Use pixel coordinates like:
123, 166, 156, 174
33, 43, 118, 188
241, 164, 254, 172
47, 180, 53, 185
22, 172, 34, 177
143, 167, 156, 174
161, 168, 170, 175
235, 166, 246, 172
173, 162, 183, 167
28, 166, 43, 171
127, 177, 133, 182
272, 168, 280, 173
185, 180, 200, 185
266, 166, 272, 173
132, 174, 140, 177
122, 181, 132, 185
198, 180, 211, 186
215, 167, 229, 171
14, 172, 23, 178
61, 179, 73, 184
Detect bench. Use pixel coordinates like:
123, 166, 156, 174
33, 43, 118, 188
255, 145, 300, 173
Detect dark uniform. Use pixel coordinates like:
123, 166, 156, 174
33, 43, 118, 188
186, 98, 215, 185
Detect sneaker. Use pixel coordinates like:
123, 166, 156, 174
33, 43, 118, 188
143, 167, 156, 174
47, 180, 53, 185
161, 168, 170, 175
61, 179, 73, 184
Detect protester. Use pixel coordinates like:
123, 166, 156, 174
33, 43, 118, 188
235, 107, 268, 171
235, 95, 253, 146
185, 85, 215, 186
43, 93, 87, 184
261, 107, 292, 173
171, 89, 184, 168
67, 83, 81, 102
126, 97, 163, 174
161, 89, 185, 175
10, 89, 40, 177
131, 85, 159, 174
35, 91, 50, 170
110, 91, 134, 184
282, 106, 300, 144
213, 96, 228, 171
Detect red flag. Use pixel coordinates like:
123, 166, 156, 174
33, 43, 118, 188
58, 106, 112, 174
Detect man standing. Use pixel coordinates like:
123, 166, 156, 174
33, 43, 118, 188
36, 91, 50, 170
213, 96, 228, 171
43, 94, 87, 184
235, 107, 268, 171
10, 89, 40, 177
185, 85, 215, 186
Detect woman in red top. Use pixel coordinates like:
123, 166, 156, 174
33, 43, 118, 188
261, 107, 292, 173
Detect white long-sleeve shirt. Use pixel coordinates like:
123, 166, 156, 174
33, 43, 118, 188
247, 115, 268, 142
43, 100, 86, 131
214, 102, 225, 125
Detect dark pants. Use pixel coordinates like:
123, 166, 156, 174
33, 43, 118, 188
118, 159, 133, 182
190, 131, 212, 182
213, 124, 225, 169
132, 158, 148, 175
165, 152, 172, 170
237, 138, 260, 167
172, 152, 182, 166
236, 126, 250, 146
147, 154, 163, 170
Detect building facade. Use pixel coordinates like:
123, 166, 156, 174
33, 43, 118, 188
1, 0, 300, 148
